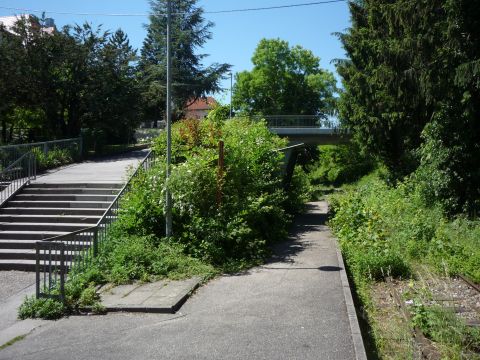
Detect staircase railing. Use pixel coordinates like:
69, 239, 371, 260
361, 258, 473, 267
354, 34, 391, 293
0, 151, 36, 207
35, 150, 155, 301
0, 137, 82, 170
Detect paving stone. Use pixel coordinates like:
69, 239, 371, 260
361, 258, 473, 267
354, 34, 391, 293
99, 277, 201, 313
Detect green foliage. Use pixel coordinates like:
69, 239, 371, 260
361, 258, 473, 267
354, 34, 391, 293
103, 234, 215, 283
337, 1, 480, 212
307, 144, 374, 186
206, 105, 230, 124
18, 296, 65, 320
31, 147, 74, 171
118, 118, 303, 266
330, 174, 480, 284
415, 112, 480, 215
233, 38, 337, 116
0, 17, 139, 143
138, 0, 230, 122
411, 303, 480, 358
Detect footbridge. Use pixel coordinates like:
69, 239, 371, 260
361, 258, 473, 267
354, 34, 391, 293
255, 115, 350, 145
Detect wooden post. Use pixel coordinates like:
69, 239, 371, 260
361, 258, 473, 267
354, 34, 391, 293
217, 140, 224, 206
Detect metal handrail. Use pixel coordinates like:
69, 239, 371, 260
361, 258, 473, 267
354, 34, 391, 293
43, 149, 154, 243
0, 151, 36, 206
36, 150, 156, 299
0, 137, 82, 170
95, 150, 154, 227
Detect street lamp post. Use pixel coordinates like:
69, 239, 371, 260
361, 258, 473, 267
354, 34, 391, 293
229, 72, 233, 119
165, 0, 173, 237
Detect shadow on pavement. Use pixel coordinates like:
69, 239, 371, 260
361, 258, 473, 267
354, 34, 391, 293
225, 202, 338, 277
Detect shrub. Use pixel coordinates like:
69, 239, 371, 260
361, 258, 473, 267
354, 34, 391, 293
31, 147, 74, 171
118, 118, 300, 266
330, 173, 480, 283
18, 296, 65, 320
307, 143, 374, 186
102, 232, 216, 283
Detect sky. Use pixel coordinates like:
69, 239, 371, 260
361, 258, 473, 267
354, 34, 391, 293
0, 0, 351, 103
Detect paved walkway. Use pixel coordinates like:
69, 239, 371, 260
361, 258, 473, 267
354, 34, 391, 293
33, 149, 149, 184
0, 201, 366, 360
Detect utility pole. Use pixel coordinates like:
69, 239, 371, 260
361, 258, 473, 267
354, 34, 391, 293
229, 72, 233, 119
165, 0, 173, 237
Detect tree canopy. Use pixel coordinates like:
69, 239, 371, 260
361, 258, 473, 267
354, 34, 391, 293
337, 0, 480, 214
139, 0, 230, 123
0, 16, 139, 144
232, 38, 337, 116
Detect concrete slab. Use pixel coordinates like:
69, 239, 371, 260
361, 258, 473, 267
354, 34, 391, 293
99, 277, 202, 313
0, 273, 48, 350
32, 149, 149, 184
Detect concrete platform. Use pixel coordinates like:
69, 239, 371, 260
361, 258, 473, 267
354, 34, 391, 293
99, 277, 202, 313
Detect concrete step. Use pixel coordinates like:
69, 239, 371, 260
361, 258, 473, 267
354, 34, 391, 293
0, 214, 100, 224
0, 231, 68, 240
0, 248, 86, 261
0, 259, 69, 271
0, 239, 39, 249
0, 222, 93, 232
22, 188, 120, 195
15, 194, 116, 202
7, 201, 111, 209
0, 238, 92, 249
0, 207, 106, 216
31, 183, 123, 189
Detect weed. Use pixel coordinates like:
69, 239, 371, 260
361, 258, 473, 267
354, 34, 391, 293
0, 335, 26, 350
18, 296, 64, 320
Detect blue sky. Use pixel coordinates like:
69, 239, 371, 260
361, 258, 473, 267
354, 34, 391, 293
0, 0, 351, 102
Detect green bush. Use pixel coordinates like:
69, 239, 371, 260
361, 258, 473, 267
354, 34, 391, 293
101, 231, 216, 284
118, 118, 302, 266
18, 296, 65, 320
307, 143, 374, 186
329, 173, 480, 283
31, 147, 74, 171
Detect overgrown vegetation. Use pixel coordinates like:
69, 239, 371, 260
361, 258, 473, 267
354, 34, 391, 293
328, 173, 480, 358
119, 118, 304, 265
20, 118, 307, 319
337, 0, 480, 214
333, 3, 480, 354
307, 144, 374, 187
31, 147, 76, 171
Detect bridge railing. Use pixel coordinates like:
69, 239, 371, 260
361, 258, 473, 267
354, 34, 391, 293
252, 115, 337, 129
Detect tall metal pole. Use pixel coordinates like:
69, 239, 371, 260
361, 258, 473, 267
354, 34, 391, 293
165, 0, 173, 237
229, 72, 233, 119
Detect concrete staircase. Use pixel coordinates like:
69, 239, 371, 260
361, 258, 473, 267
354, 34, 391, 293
0, 183, 122, 271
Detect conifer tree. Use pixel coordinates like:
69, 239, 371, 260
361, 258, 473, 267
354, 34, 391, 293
139, 0, 230, 123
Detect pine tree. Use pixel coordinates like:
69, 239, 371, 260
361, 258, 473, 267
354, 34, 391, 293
139, 0, 230, 124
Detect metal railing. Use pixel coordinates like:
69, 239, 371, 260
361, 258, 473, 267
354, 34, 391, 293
0, 151, 36, 207
36, 150, 155, 301
252, 115, 338, 129
0, 137, 82, 170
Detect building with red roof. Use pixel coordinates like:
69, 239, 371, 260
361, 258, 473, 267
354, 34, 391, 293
185, 97, 218, 119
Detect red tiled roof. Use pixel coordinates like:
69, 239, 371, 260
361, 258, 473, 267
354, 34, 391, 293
186, 97, 218, 111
